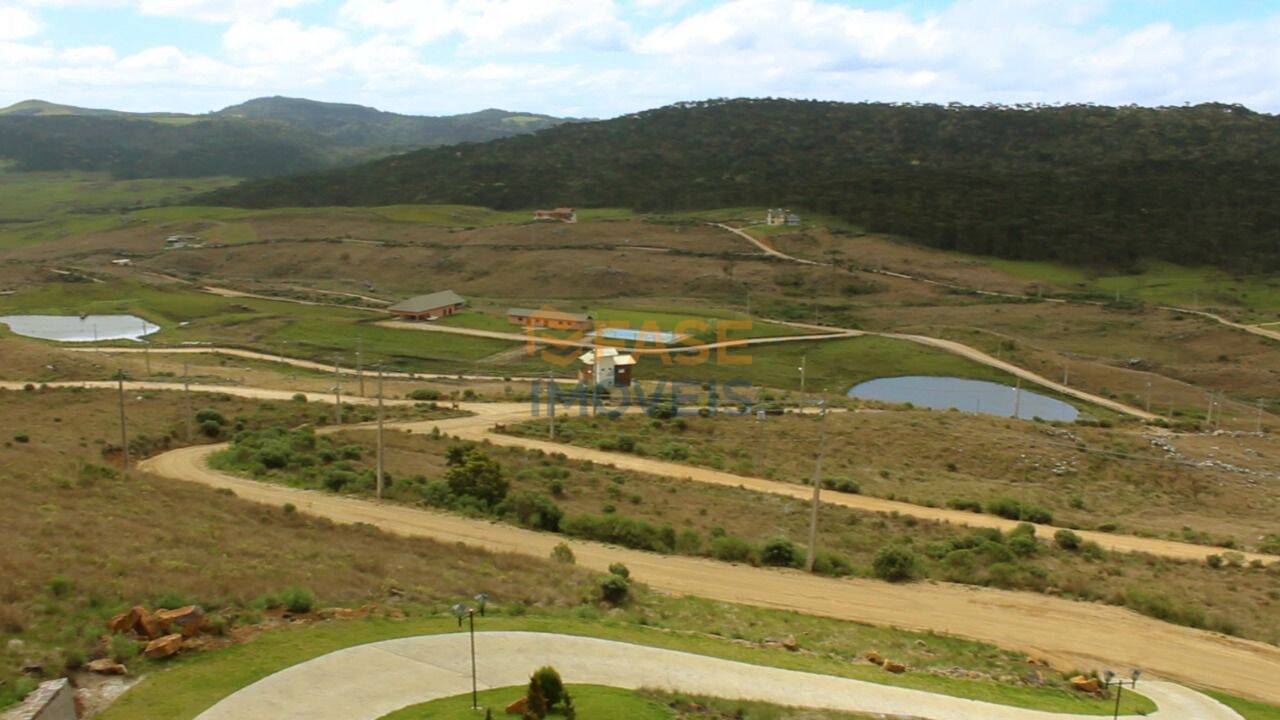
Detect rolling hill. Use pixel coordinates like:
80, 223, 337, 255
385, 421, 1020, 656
201, 98, 1280, 271
0, 96, 576, 179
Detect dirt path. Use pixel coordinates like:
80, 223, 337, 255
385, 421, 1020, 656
138, 431, 1280, 703
1162, 307, 1280, 343
193, 632, 1240, 720
710, 222, 820, 265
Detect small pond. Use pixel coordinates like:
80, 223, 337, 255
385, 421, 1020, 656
0, 314, 160, 342
847, 375, 1079, 422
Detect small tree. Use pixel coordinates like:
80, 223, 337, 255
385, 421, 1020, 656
599, 574, 630, 605
607, 562, 630, 578
551, 542, 575, 564
872, 545, 917, 582
445, 453, 508, 508
1054, 529, 1082, 551
532, 666, 565, 708
524, 672, 548, 720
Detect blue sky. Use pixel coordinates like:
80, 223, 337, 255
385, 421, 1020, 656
2, 0, 1278, 117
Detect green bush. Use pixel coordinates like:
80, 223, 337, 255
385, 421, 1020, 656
761, 537, 801, 567
1008, 535, 1039, 557
408, 388, 441, 401
444, 452, 508, 508
872, 545, 917, 582
562, 514, 674, 553
1054, 529, 1082, 551
607, 562, 630, 578
985, 497, 1052, 524
551, 543, 575, 564
109, 634, 140, 663
811, 550, 854, 577
599, 575, 631, 605
821, 477, 861, 494
497, 490, 563, 532
946, 498, 982, 513
280, 586, 316, 614
532, 666, 565, 708
709, 535, 757, 564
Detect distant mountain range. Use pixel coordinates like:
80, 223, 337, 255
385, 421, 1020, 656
0, 96, 577, 178
202, 98, 1280, 271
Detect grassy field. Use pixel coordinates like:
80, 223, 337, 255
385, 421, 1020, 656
1204, 690, 1280, 720
502, 409, 1280, 551
0, 172, 238, 220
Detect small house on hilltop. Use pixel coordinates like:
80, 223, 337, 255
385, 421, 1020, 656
388, 290, 466, 321
579, 347, 635, 388
507, 307, 592, 331
533, 208, 577, 223
765, 209, 800, 226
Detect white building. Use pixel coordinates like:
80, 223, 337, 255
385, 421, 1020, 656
766, 208, 800, 226
578, 347, 635, 388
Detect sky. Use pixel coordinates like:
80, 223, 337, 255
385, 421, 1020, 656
1, 0, 1278, 118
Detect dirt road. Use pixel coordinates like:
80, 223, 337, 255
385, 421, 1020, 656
194, 632, 1242, 720
710, 222, 820, 265
139, 431, 1280, 703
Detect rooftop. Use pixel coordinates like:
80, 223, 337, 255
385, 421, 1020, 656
388, 290, 466, 314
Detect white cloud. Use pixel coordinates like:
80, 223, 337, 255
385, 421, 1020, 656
60, 44, 117, 64
223, 16, 346, 64
339, 0, 631, 51
0, 5, 42, 39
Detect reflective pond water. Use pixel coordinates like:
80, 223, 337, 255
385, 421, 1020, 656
847, 375, 1079, 422
0, 315, 159, 342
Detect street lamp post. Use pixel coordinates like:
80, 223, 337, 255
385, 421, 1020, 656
451, 594, 489, 710
1104, 669, 1141, 720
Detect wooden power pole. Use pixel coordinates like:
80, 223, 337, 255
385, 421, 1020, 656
116, 371, 130, 474
375, 366, 385, 499
183, 362, 193, 442
333, 356, 343, 425
804, 396, 828, 573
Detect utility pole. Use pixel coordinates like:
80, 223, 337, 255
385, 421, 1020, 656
1013, 377, 1022, 419
547, 372, 556, 440
333, 356, 343, 425
1257, 399, 1264, 434
116, 370, 129, 475
1062, 363, 1069, 386
375, 366, 385, 499
1145, 380, 1152, 414
799, 355, 807, 395
356, 339, 365, 397
182, 362, 193, 442
1205, 394, 1214, 427
804, 395, 828, 573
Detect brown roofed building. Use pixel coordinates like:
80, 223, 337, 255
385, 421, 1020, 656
507, 307, 592, 331
532, 207, 577, 223
388, 290, 466, 320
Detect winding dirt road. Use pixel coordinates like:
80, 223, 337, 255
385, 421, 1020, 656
138, 431, 1280, 704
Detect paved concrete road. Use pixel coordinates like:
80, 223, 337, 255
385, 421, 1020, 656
194, 631, 1241, 720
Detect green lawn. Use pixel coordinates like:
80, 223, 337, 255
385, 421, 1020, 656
1202, 690, 1280, 720
0, 171, 238, 220
96, 614, 1154, 720
381, 685, 670, 720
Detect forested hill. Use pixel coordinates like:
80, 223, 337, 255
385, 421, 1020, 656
203, 99, 1280, 270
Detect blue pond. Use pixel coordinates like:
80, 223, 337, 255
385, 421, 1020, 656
0, 314, 159, 342
847, 375, 1079, 422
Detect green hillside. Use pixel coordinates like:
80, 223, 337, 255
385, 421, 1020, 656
202, 98, 1280, 271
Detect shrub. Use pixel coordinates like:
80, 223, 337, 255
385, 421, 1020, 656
408, 388, 441, 401
46, 576, 74, 598
445, 452, 508, 508
710, 535, 757, 564
946, 498, 982, 512
13, 433, 29, 443
1008, 535, 1039, 557
195, 408, 226, 426
280, 586, 316, 614
526, 672, 549, 719
532, 666, 565, 708
599, 575, 631, 605
616, 435, 636, 452
497, 490, 563, 532
1054, 529, 1082, 551
657, 442, 691, 460
109, 634, 140, 663
822, 477, 860, 494
811, 550, 854, 577
550, 543, 575, 564
985, 497, 1051, 524
675, 528, 702, 554
872, 546, 917, 582
562, 514, 674, 553
1206, 554, 1224, 569
607, 562, 630, 579
291, 393, 307, 402
761, 537, 801, 567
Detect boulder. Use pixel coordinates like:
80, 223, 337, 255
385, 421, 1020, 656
883, 660, 907, 674
865, 650, 884, 666
505, 696, 528, 715
1070, 675, 1102, 694
781, 635, 799, 652
87, 658, 128, 675
107, 607, 141, 635
135, 608, 164, 640
143, 634, 183, 660
319, 606, 369, 620
155, 605, 205, 637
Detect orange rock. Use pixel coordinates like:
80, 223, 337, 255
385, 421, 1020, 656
1071, 675, 1102, 693
106, 608, 140, 635
865, 650, 884, 666
319, 607, 369, 620
505, 696, 528, 715
883, 660, 907, 674
781, 635, 799, 652
143, 633, 183, 660
155, 606, 205, 637
135, 608, 164, 640
86, 658, 127, 675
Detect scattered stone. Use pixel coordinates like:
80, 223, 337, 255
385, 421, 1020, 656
883, 660, 907, 674
87, 658, 128, 675
505, 696, 528, 715
865, 651, 884, 666
143, 634, 182, 660
155, 606, 205, 638
1070, 675, 1101, 694
135, 608, 164, 640
106, 607, 141, 635
781, 635, 799, 652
